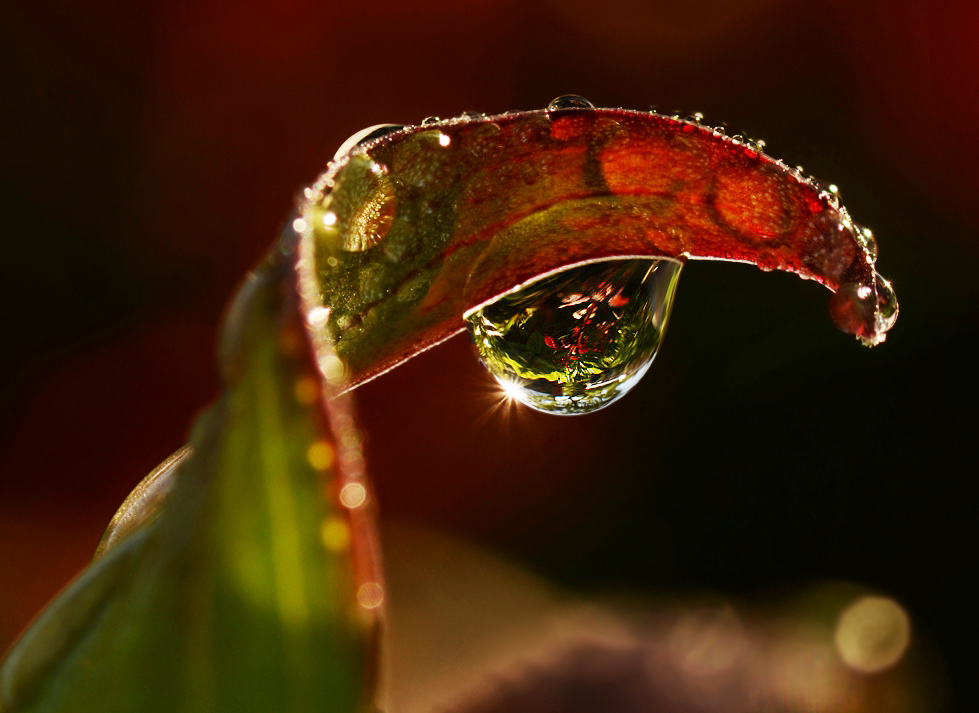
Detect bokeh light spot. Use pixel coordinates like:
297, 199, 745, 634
306, 441, 334, 471
834, 595, 911, 673
357, 581, 384, 609
340, 482, 367, 509
320, 517, 350, 552
293, 376, 319, 405
318, 355, 347, 384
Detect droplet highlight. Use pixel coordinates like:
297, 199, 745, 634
466, 259, 682, 415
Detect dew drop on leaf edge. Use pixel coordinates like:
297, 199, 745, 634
547, 94, 596, 111
333, 124, 405, 162
466, 259, 682, 415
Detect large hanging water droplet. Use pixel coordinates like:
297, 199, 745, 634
828, 271, 899, 343
547, 94, 595, 111
466, 259, 682, 415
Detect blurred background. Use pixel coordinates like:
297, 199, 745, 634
1, 0, 975, 709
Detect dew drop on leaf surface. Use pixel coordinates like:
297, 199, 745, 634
546, 94, 596, 110
466, 259, 682, 414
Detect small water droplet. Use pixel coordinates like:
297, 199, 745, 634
812, 179, 841, 209
333, 124, 404, 162
855, 224, 879, 262
547, 94, 595, 111
320, 156, 397, 252
466, 259, 682, 414
421, 116, 441, 125
875, 272, 898, 333
686, 112, 704, 123
460, 110, 485, 120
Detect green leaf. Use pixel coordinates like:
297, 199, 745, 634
2, 251, 376, 713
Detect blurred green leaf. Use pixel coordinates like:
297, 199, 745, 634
1, 253, 373, 713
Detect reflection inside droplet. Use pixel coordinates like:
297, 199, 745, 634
315, 155, 397, 253
466, 259, 682, 415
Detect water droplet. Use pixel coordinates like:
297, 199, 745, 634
466, 259, 682, 415
855, 224, 879, 262
421, 116, 441, 125
875, 272, 898, 334
333, 124, 404, 162
460, 110, 485, 120
828, 271, 898, 342
547, 94, 595, 111
319, 155, 396, 252
812, 179, 841, 209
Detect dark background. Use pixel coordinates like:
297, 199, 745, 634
1, 0, 975, 709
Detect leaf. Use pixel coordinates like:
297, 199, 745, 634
2, 249, 378, 712
302, 108, 891, 388
1, 102, 897, 713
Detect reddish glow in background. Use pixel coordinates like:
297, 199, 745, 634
1, 0, 975, 708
